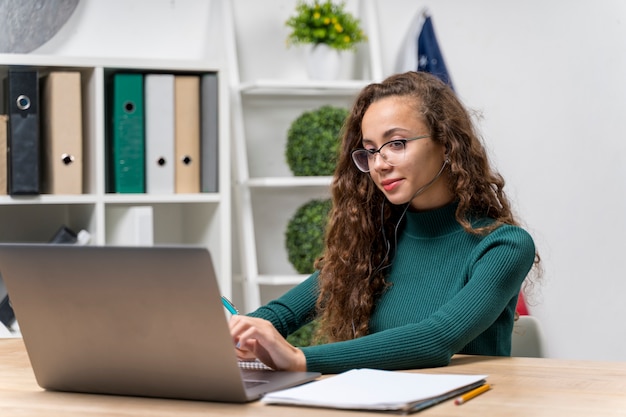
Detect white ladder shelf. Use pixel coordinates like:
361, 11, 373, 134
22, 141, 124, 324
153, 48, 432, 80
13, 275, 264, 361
223, 0, 383, 312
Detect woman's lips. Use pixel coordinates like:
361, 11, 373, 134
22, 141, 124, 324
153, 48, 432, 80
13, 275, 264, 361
381, 178, 403, 192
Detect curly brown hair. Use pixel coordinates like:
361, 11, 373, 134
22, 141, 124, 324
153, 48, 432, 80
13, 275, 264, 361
313, 71, 539, 343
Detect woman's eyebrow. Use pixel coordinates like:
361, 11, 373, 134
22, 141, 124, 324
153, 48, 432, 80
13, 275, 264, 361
381, 127, 411, 138
362, 128, 411, 143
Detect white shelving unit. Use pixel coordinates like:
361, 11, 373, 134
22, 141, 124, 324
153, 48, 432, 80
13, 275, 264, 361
225, 0, 383, 312
0, 54, 232, 296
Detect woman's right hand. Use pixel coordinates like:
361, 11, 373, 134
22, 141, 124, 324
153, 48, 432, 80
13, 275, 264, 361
229, 315, 307, 372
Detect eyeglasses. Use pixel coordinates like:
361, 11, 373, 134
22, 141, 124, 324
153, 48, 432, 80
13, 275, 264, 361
350, 135, 430, 173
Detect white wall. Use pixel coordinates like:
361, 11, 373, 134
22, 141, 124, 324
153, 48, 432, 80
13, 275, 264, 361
376, 1, 626, 363
33, 0, 220, 63
33, 0, 626, 362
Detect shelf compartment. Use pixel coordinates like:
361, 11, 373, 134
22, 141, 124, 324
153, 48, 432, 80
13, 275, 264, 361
0, 204, 96, 243
104, 202, 220, 246
249, 187, 330, 276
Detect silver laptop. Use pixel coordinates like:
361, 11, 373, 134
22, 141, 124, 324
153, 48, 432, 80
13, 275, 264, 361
0, 244, 320, 402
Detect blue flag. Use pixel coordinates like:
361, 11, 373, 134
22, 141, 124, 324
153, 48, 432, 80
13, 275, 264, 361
395, 9, 454, 90
417, 15, 454, 90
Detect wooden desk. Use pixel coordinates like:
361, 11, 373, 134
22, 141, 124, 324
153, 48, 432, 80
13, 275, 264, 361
1, 338, 625, 416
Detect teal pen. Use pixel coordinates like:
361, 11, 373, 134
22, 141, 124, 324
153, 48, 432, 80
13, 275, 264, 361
221, 296, 239, 315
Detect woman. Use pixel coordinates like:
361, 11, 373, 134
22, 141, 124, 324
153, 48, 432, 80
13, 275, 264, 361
230, 71, 539, 374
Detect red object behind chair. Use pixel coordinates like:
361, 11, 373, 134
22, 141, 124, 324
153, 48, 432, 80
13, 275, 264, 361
516, 292, 529, 315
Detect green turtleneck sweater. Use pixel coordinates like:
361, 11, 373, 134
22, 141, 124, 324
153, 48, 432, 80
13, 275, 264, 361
249, 203, 536, 374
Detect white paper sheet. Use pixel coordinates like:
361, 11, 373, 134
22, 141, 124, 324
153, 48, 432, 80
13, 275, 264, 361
262, 368, 487, 412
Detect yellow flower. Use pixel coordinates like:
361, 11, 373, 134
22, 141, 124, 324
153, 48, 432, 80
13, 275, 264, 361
285, 0, 367, 51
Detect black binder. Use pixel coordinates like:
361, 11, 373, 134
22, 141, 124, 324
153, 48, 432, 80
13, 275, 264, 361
6, 69, 40, 195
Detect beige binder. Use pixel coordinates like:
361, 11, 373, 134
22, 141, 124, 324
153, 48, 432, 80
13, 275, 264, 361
41, 72, 83, 194
0, 115, 7, 195
174, 75, 200, 193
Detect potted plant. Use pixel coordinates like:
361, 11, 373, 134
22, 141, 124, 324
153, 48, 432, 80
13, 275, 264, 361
285, 198, 332, 275
284, 103, 343, 347
285, 105, 348, 176
285, 0, 367, 79
286, 319, 320, 347
284, 199, 331, 348
285, 199, 332, 346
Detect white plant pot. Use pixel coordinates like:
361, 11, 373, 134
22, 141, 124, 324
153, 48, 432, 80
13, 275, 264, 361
304, 43, 341, 81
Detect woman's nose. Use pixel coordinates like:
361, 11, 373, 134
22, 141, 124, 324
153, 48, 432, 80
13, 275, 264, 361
371, 153, 391, 171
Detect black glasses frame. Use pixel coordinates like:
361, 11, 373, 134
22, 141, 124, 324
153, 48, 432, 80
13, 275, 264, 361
351, 135, 430, 172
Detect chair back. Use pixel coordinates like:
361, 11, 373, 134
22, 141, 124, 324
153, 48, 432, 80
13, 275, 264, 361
511, 315, 545, 358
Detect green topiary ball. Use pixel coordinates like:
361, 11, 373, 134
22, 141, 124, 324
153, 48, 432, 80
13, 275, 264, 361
285, 199, 332, 274
285, 105, 348, 176
286, 320, 319, 347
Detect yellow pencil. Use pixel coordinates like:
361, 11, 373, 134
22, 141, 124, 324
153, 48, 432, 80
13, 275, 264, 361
454, 383, 491, 405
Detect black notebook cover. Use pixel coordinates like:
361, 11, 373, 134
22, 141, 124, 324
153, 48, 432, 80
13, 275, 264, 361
49, 225, 78, 244
0, 290, 15, 328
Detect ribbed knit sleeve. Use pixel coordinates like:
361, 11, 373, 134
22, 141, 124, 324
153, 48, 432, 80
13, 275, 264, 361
249, 204, 536, 374
247, 272, 319, 336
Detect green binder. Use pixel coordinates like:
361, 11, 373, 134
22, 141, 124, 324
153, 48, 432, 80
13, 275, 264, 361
110, 73, 145, 193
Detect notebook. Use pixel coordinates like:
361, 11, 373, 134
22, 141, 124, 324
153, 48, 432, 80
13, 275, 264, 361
262, 368, 488, 413
0, 243, 320, 402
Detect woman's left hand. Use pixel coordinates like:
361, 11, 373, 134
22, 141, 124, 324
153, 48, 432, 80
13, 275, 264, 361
228, 315, 307, 372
